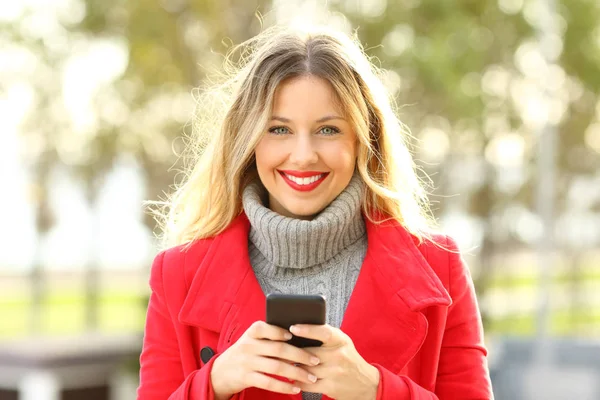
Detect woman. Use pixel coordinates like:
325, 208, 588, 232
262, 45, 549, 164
138, 25, 493, 400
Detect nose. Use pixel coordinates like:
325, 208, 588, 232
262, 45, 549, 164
289, 133, 318, 167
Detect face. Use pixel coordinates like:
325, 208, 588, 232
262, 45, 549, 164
254, 75, 358, 220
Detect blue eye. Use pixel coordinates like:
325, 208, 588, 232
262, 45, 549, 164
320, 126, 341, 136
268, 126, 289, 135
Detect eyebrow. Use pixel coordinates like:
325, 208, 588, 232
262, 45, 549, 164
270, 115, 346, 123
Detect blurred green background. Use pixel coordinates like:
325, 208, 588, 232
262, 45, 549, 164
1, 0, 600, 399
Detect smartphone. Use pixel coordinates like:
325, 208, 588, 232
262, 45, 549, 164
266, 293, 326, 348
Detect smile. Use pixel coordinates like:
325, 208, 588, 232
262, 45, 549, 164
278, 170, 329, 192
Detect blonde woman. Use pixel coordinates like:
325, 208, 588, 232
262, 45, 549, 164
137, 25, 493, 400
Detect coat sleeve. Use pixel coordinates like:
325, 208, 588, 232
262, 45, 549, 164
137, 251, 239, 400
373, 236, 494, 399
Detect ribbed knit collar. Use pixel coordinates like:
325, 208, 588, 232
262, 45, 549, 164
242, 173, 366, 269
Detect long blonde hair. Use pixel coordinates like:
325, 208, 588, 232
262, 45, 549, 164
148, 25, 436, 250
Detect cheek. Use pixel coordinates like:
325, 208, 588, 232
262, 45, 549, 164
323, 141, 357, 170
254, 140, 278, 171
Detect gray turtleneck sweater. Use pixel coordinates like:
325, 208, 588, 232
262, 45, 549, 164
242, 174, 368, 400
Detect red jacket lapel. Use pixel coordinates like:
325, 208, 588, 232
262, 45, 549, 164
341, 217, 451, 374
178, 214, 265, 349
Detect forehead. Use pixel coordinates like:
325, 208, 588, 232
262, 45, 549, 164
271, 75, 345, 116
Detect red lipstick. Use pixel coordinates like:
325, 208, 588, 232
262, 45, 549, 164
278, 170, 329, 192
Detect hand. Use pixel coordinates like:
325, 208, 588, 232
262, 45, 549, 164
210, 321, 321, 399
290, 324, 380, 400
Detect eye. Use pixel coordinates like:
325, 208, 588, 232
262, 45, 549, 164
319, 126, 341, 136
268, 126, 289, 135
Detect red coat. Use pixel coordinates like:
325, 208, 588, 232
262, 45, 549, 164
137, 213, 493, 399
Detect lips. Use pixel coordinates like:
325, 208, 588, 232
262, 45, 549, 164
278, 170, 329, 192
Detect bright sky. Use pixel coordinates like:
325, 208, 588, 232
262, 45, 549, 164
0, 0, 151, 273
0, 134, 153, 272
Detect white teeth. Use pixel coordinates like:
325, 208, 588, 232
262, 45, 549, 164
284, 173, 324, 185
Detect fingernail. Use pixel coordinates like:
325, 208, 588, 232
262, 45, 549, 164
284, 332, 293, 340
310, 357, 320, 366
292, 387, 301, 394
290, 325, 299, 334
308, 374, 317, 383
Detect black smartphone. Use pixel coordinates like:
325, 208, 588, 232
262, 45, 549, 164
266, 293, 326, 348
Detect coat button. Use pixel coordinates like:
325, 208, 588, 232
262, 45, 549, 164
200, 346, 216, 364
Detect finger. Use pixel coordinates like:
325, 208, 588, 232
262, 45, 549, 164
290, 324, 342, 346
256, 340, 321, 367
248, 321, 293, 341
298, 346, 331, 366
253, 356, 318, 385
300, 364, 327, 378
294, 380, 326, 396
244, 371, 302, 395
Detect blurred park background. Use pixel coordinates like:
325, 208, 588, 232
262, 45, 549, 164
1, 0, 600, 399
